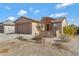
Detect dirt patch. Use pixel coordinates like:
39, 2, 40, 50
7, 41, 16, 45
0, 48, 9, 53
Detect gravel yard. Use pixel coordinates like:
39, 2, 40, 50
0, 34, 79, 56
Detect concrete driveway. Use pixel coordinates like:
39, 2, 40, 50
0, 33, 34, 41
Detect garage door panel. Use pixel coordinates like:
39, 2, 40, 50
16, 23, 31, 34
0, 26, 4, 33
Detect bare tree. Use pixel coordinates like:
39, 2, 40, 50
36, 23, 45, 43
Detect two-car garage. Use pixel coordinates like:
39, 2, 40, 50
15, 16, 32, 34
15, 23, 32, 34
15, 16, 40, 35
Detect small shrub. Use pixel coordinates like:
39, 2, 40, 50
53, 39, 70, 51
17, 36, 23, 40
17, 36, 27, 41
59, 35, 71, 42
63, 24, 77, 36
53, 40, 62, 46
32, 35, 42, 43
77, 27, 79, 34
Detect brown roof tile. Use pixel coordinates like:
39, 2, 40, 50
42, 17, 66, 23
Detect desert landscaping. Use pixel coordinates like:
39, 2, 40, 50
0, 33, 79, 56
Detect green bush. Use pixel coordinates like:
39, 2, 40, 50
63, 24, 77, 35
77, 27, 79, 34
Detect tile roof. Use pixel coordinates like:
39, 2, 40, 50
42, 17, 55, 21
42, 17, 66, 23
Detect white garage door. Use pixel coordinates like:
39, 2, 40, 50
4, 26, 15, 34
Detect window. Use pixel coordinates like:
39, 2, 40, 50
53, 23, 57, 27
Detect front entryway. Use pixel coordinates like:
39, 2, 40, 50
46, 24, 50, 31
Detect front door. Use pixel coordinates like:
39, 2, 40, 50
46, 24, 49, 31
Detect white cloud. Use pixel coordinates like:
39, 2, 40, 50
29, 7, 33, 11
71, 18, 79, 22
29, 8, 40, 14
49, 13, 67, 17
55, 13, 67, 17
56, 3, 73, 9
49, 14, 54, 17
34, 10, 40, 14
5, 6, 11, 10
71, 19, 75, 22
0, 6, 11, 10
69, 18, 79, 25
8, 17, 15, 21
18, 9, 27, 16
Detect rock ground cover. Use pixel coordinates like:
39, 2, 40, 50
0, 34, 79, 56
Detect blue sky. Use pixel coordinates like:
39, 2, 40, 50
0, 3, 79, 26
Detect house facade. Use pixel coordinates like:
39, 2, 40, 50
14, 16, 67, 37
14, 16, 41, 35
0, 16, 67, 37
0, 20, 15, 34
41, 17, 68, 36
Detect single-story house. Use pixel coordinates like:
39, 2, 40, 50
41, 17, 68, 36
0, 20, 15, 34
14, 16, 68, 37
14, 16, 41, 35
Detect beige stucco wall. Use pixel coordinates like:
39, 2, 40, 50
62, 19, 67, 27
61, 19, 68, 34
32, 22, 45, 36
56, 30, 60, 37
32, 22, 40, 35
4, 25, 15, 33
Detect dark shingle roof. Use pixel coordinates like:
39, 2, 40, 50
14, 16, 41, 23
0, 20, 15, 26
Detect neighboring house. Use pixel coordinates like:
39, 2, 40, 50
41, 17, 68, 36
0, 20, 15, 34
14, 16, 41, 35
